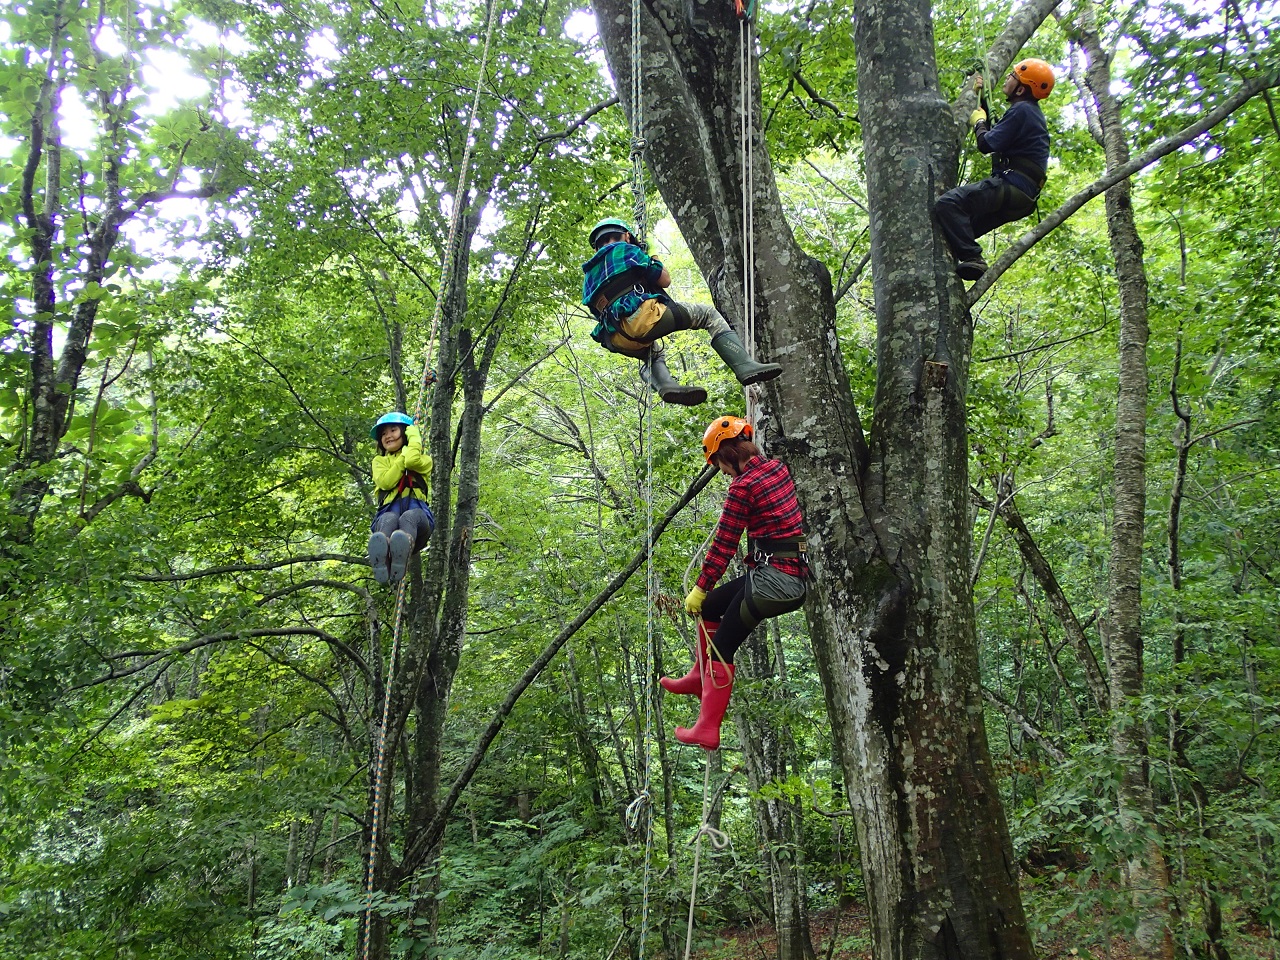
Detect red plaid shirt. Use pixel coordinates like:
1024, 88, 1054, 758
698, 456, 806, 591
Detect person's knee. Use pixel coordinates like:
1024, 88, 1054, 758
676, 301, 731, 338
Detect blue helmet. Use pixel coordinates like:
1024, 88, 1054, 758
370, 411, 413, 441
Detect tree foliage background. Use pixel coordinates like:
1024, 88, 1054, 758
1, 0, 1277, 957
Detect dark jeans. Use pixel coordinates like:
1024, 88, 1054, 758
935, 175, 1037, 262
702, 566, 807, 665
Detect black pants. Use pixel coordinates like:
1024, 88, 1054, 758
702, 567, 807, 665
935, 175, 1036, 262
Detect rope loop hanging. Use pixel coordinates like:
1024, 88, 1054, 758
359, 3, 502, 959
681, 757, 727, 960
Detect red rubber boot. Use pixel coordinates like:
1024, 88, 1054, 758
674, 656, 735, 751
660, 620, 716, 697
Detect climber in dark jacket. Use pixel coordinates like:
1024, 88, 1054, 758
936, 58, 1055, 281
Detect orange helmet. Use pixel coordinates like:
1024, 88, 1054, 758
702, 416, 752, 464
1013, 58, 1055, 99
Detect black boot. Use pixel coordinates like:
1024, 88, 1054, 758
711, 331, 783, 386
640, 354, 707, 406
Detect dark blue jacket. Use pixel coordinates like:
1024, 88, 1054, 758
977, 99, 1049, 194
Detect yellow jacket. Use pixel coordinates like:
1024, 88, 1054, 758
372, 424, 433, 507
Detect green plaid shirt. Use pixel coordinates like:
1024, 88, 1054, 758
581, 241, 668, 344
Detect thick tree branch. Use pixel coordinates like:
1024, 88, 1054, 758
115, 183, 221, 224
968, 70, 1280, 302
398, 464, 718, 875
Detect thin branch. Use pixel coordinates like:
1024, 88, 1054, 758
1189, 418, 1260, 447
130, 553, 366, 582
982, 686, 1066, 762
976, 320, 1111, 363
833, 251, 871, 304
75, 668, 167, 753
72, 627, 362, 690
482, 336, 570, 414
793, 72, 842, 115
533, 96, 619, 146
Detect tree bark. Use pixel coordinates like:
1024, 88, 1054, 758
357, 189, 495, 959
1075, 5, 1175, 957
7, 0, 222, 543
588, 0, 1038, 956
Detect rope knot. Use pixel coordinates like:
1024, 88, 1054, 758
688, 822, 729, 851
630, 136, 647, 156
625, 789, 652, 830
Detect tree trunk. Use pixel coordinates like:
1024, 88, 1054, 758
356, 189, 491, 960
587, 0, 1036, 957
1075, 6, 1176, 956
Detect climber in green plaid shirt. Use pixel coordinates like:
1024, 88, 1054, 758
580, 217, 783, 406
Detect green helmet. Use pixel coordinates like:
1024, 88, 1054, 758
589, 217, 635, 250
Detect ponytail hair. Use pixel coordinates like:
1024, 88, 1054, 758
714, 435, 762, 473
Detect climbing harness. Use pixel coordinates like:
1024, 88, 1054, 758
358, 3, 502, 959
749, 536, 808, 565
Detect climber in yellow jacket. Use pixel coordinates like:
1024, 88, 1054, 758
368, 412, 435, 586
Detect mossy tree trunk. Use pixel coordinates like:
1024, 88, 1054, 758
588, 0, 1041, 956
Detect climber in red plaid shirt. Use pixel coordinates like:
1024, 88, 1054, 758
660, 415, 808, 750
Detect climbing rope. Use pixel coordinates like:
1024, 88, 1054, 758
682, 759, 731, 960
626, 0, 659, 955
738, 11, 760, 434
359, 3, 502, 959
629, 0, 648, 243
633, 366, 659, 960
971, 0, 990, 96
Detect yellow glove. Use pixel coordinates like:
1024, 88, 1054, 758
970, 108, 988, 127
684, 586, 707, 616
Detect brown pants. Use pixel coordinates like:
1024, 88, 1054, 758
607, 300, 733, 358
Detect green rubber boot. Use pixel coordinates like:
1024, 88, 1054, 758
711, 331, 782, 386
640, 354, 707, 406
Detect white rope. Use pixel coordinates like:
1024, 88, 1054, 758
627, 1, 658, 957
634, 378, 658, 960
739, 16, 760, 436
681, 756, 730, 960
359, 3, 501, 958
